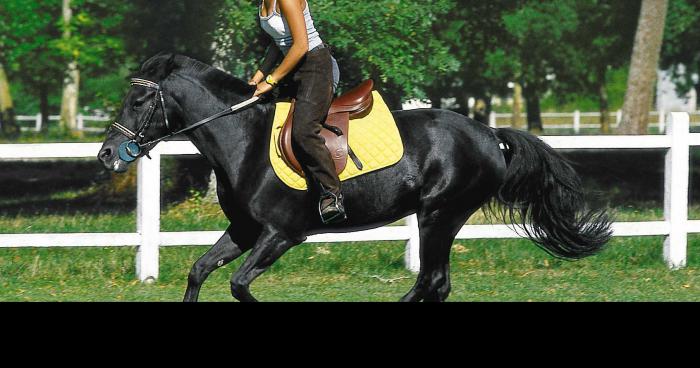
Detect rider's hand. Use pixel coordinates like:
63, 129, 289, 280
248, 70, 264, 86
254, 81, 274, 97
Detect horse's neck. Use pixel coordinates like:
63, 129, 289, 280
188, 106, 267, 170
168, 73, 271, 184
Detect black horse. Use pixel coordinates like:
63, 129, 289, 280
98, 54, 612, 302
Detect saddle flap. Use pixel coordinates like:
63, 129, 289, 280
278, 100, 349, 177
322, 112, 350, 173
269, 90, 404, 191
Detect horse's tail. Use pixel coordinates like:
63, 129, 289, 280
490, 128, 612, 259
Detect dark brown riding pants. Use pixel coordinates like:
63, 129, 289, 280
285, 46, 340, 194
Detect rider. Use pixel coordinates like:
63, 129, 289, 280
249, 0, 345, 224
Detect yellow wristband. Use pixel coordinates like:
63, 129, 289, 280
265, 74, 278, 86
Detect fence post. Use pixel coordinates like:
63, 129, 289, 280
136, 151, 161, 282
663, 112, 689, 269
35, 113, 42, 132
616, 110, 622, 127
77, 114, 84, 131
573, 110, 581, 134
489, 111, 497, 128
658, 109, 665, 133
404, 214, 420, 273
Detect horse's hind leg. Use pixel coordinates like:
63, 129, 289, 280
400, 205, 480, 302
183, 224, 257, 302
229, 228, 297, 302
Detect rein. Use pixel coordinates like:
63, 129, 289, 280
111, 77, 259, 162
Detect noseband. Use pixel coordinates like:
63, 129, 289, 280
110, 77, 259, 163
111, 78, 171, 162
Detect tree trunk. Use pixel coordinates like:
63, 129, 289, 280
426, 88, 442, 109
40, 85, 50, 133
511, 82, 524, 129
203, 170, 219, 204
523, 84, 543, 134
598, 78, 611, 134
60, 0, 80, 134
383, 91, 403, 111
618, 0, 669, 134
0, 63, 19, 138
473, 96, 489, 125
454, 89, 470, 117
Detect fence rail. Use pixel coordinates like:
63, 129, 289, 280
0, 113, 694, 281
489, 109, 700, 133
19, 110, 700, 134
16, 114, 110, 133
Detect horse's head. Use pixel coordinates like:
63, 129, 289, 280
98, 53, 179, 173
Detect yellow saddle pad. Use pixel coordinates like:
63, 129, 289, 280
269, 91, 404, 191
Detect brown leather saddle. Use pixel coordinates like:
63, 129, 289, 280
278, 79, 374, 176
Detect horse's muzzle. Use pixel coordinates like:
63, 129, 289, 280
98, 146, 130, 173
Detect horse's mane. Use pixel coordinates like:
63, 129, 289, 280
134, 53, 254, 97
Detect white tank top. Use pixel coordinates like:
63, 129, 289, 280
259, 0, 323, 55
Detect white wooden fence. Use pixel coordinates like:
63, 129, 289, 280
0, 112, 695, 281
16, 114, 110, 132
488, 109, 700, 133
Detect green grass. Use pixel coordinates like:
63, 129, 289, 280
1, 237, 698, 302
0, 194, 685, 235
1, 198, 699, 301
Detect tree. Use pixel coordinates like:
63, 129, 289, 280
0, 62, 19, 138
0, 6, 18, 138
497, 0, 580, 132
58, 0, 130, 133
555, 0, 639, 133
661, 0, 700, 98
1, 0, 129, 134
123, 0, 225, 64
425, 1, 517, 120
214, 0, 458, 109
0, 0, 64, 132
618, 0, 669, 134
60, 0, 80, 132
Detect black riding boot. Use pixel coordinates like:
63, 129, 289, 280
319, 186, 346, 224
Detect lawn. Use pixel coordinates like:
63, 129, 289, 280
1, 198, 699, 302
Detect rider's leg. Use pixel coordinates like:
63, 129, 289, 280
290, 47, 346, 224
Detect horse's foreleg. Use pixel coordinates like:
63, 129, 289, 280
183, 225, 254, 302
230, 229, 296, 302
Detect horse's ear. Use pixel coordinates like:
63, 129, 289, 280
163, 53, 177, 76
140, 52, 179, 81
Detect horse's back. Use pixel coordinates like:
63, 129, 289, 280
392, 108, 506, 175
329, 108, 506, 226
385, 108, 507, 213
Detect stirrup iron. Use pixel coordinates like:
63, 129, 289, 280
319, 191, 346, 224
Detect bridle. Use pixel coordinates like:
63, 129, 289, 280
110, 77, 259, 162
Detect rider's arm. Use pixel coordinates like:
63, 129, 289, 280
260, 44, 283, 76
249, 30, 283, 85
266, 0, 309, 83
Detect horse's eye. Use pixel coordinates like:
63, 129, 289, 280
132, 99, 146, 110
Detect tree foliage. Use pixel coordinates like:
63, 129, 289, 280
661, 0, 700, 95
123, 0, 225, 64
0, 0, 696, 136
425, 0, 518, 114
498, 0, 580, 131
215, 0, 458, 108
0, 0, 129, 131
